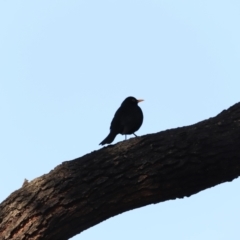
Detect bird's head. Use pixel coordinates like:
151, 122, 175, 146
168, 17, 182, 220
122, 96, 144, 106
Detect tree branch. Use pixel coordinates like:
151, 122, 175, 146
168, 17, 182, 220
1, 103, 240, 240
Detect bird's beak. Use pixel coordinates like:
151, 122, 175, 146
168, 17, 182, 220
137, 99, 144, 103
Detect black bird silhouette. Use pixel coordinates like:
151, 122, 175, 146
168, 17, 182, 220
99, 96, 144, 145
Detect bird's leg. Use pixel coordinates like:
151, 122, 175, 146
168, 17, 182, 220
133, 133, 138, 137
125, 135, 127, 140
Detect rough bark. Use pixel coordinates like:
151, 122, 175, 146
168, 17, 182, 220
1, 103, 240, 240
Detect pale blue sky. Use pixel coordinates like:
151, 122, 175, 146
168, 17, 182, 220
1, 1, 240, 239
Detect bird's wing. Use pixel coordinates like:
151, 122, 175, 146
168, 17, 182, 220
110, 107, 125, 133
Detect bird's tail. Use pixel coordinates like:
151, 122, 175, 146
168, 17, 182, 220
99, 131, 117, 145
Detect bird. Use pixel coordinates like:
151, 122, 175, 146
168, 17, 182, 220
99, 96, 144, 145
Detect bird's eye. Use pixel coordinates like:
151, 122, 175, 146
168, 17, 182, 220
132, 99, 135, 102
